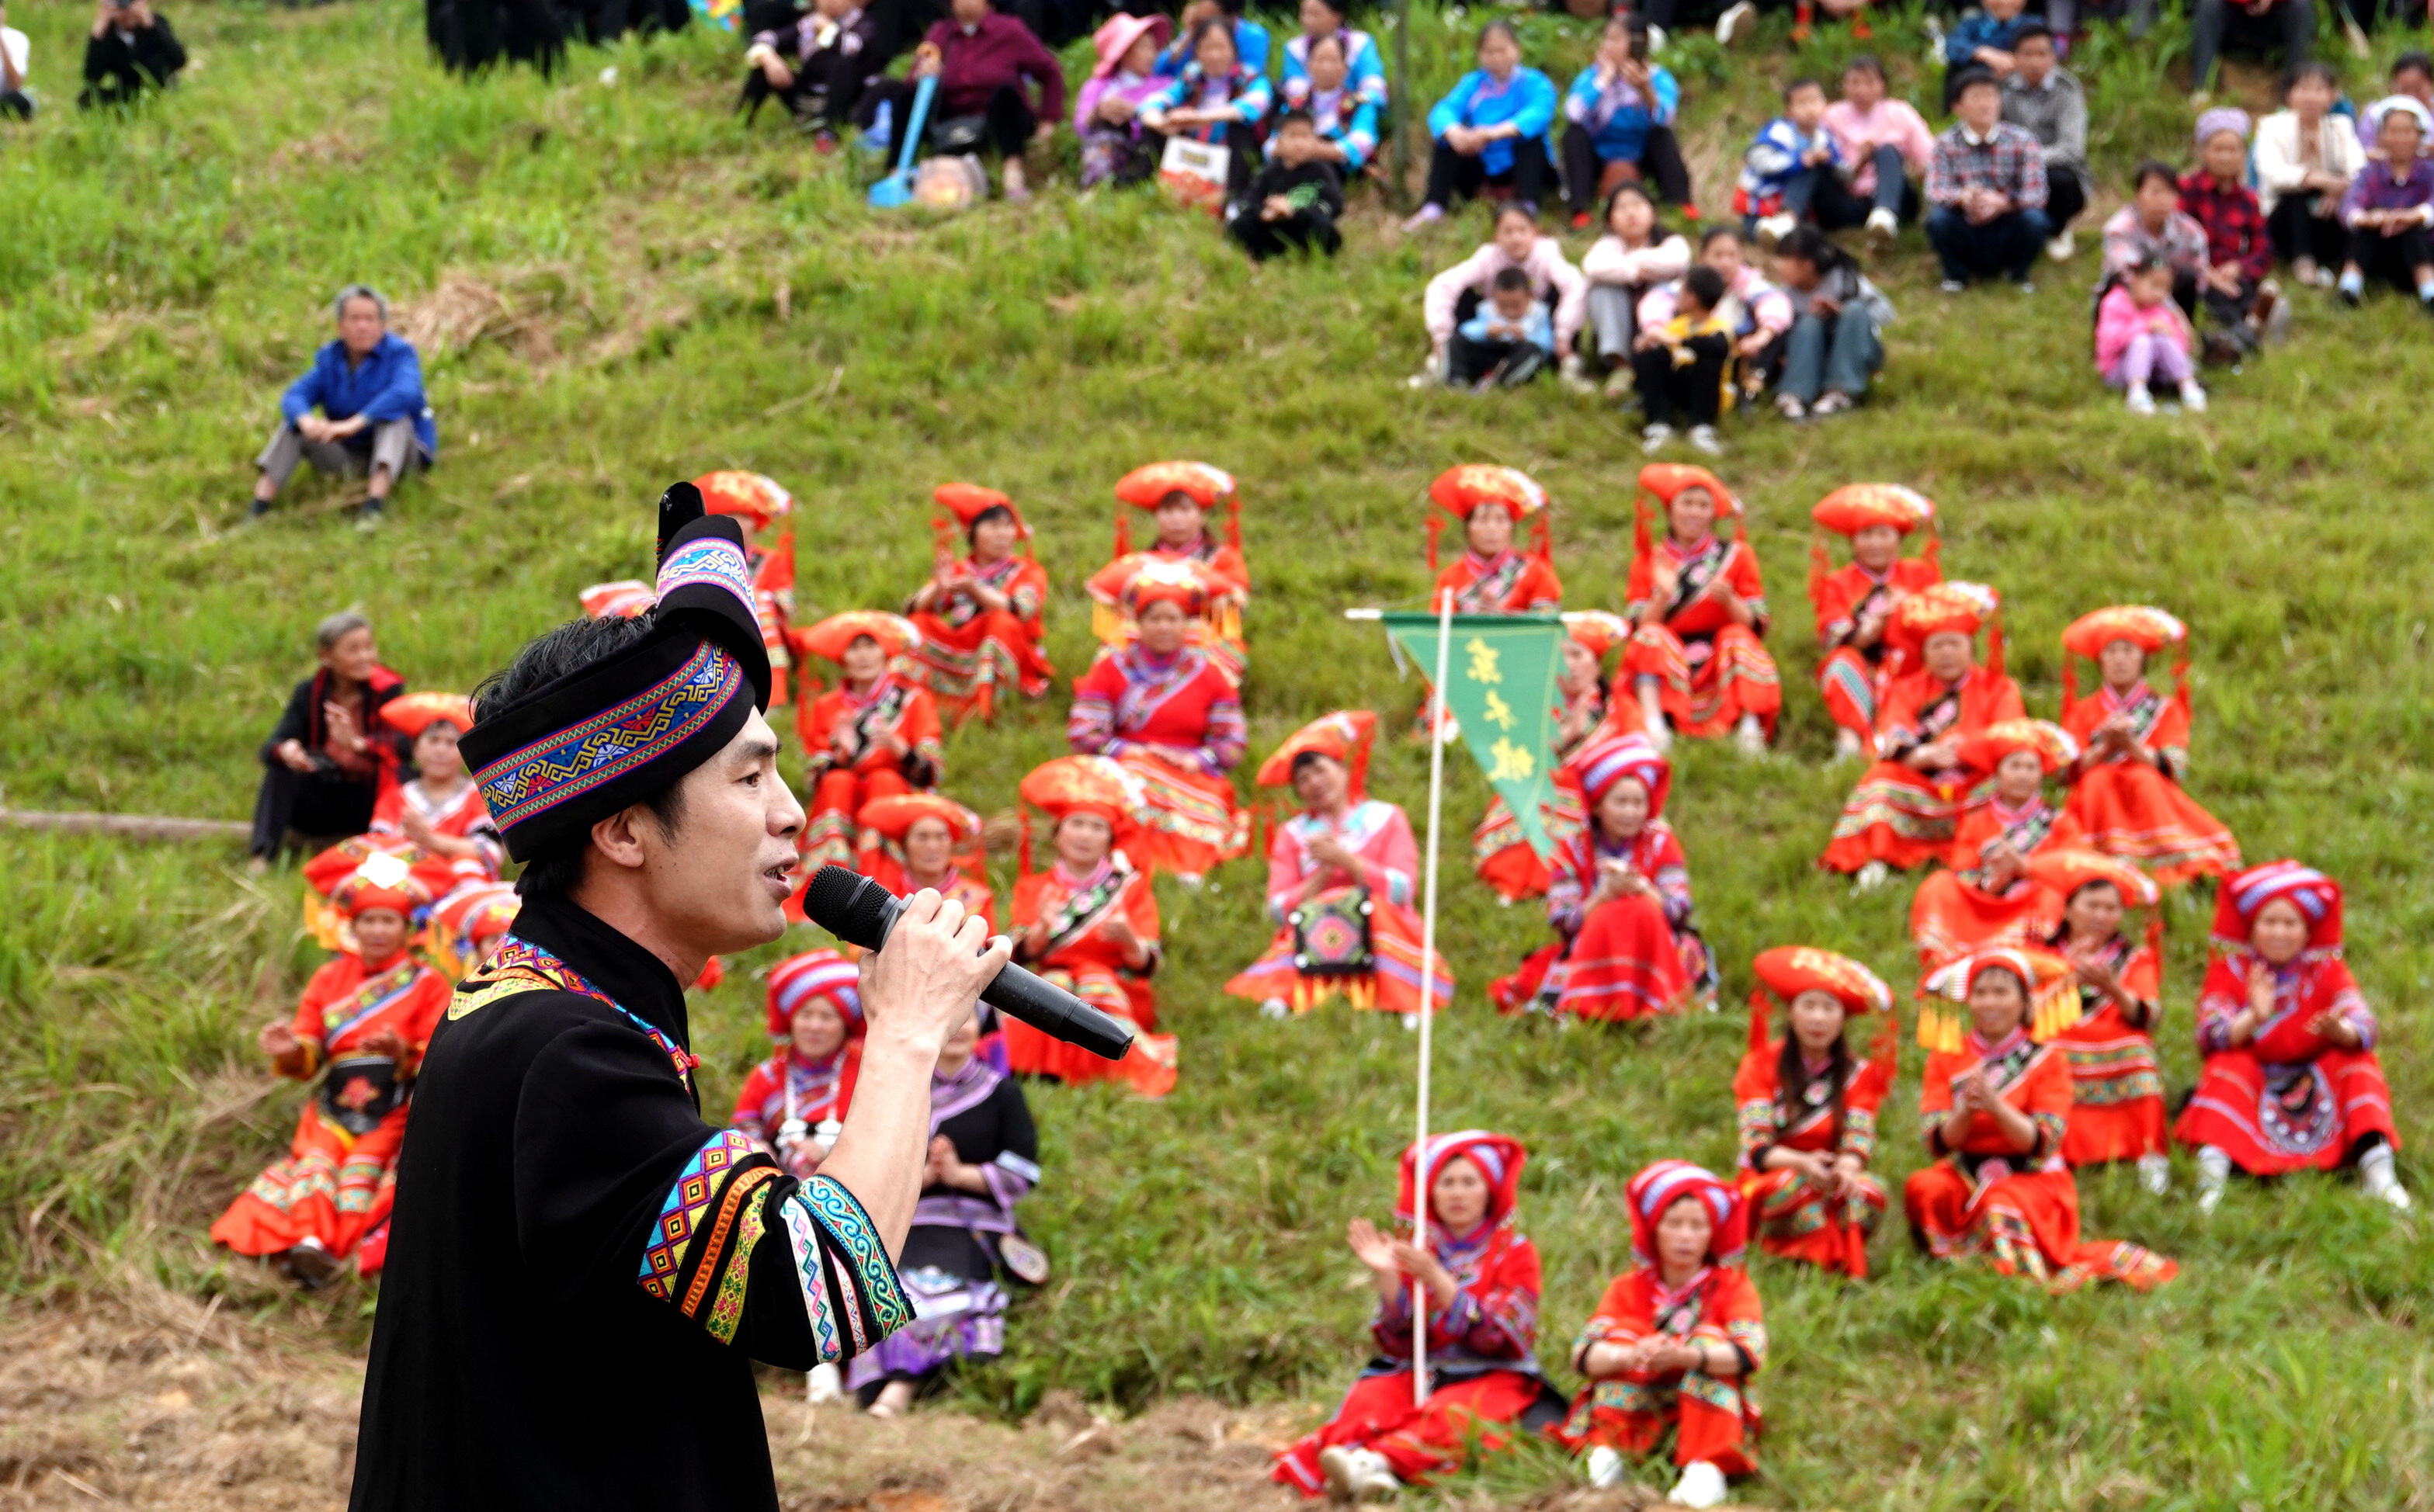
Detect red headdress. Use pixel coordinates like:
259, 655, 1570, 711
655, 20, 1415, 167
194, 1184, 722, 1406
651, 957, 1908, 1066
691, 470, 794, 533
765, 948, 866, 1039
1255, 710, 1377, 801
797, 610, 920, 664
2214, 859, 2343, 956
1396, 1129, 1527, 1231
326, 848, 443, 921
1112, 461, 1238, 560
1954, 717, 2079, 781
1565, 730, 1671, 817
1807, 482, 1939, 611
1016, 755, 1144, 874
1625, 1160, 1746, 1271
1919, 944, 2077, 1051
1632, 463, 1741, 562
578, 580, 656, 620
301, 837, 457, 947
1561, 609, 1632, 662
1747, 945, 1893, 1051
1426, 464, 1551, 572
1106, 555, 1215, 620
384, 691, 476, 740
429, 879, 520, 975
2029, 848, 2161, 910
857, 792, 983, 846
2059, 604, 2189, 726
1887, 580, 2004, 678
932, 483, 1033, 557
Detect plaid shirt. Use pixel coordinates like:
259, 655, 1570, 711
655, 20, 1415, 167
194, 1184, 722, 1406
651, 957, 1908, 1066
2177, 172, 2273, 283
1926, 122, 2048, 211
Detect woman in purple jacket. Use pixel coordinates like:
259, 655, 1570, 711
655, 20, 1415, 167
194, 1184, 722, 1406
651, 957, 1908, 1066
250, 286, 436, 529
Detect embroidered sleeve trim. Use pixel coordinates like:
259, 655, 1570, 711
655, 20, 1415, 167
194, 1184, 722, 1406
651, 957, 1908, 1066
799, 1174, 913, 1344
638, 1130, 760, 1301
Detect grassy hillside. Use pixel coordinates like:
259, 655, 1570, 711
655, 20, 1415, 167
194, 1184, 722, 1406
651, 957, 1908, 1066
3, 0, 2432, 1507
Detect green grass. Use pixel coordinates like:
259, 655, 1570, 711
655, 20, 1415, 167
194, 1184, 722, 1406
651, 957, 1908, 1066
4, 0, 2433, 1507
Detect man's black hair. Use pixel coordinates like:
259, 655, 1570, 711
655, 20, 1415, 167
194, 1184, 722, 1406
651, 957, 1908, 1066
2011, 21, 2054, 47
1491, 265, 1534, 293
1682, 264, 1727, 310
474, 615, 690, 899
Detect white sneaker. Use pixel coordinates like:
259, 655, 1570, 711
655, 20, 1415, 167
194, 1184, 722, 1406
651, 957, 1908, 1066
1755, 211, 1796, 250
1560, 352, 1594, 394
1401, 1011, 1420, 1032
1865, 205, 1898, 250
1671, 1458, 1730, 1509
806, 1362, 845, 1403
2360, 1146, 2412, 1209
1733, 714, 1767, 758
1318, 1445, 1401, 1502
1833, 727, 1864, 761
2196, 1179, 2225, 1215
2124, 383, 2157, 416
1399, 203, 1445, 234
1640, 422, 1675, 453
1853, 859, 1890, 893
1687, 424, 1723, 456
1811, 390, 1854, 417
2179, 381, 2208, 414
2137, 1153, 2172, 1195
2382, 1183, 2415, 1211
2045, 230, 2076, 262
1776, 392, 1807, 421
1939, 278, 1967, 294
1259, 997, 1291, 1020
1714, 0, 1756, 43
1603, 365, 1635, 398
1585, 1446, 1625, 1489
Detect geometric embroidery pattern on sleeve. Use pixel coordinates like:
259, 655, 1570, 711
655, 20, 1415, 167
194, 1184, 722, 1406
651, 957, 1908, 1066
639, 1130, 759, 1301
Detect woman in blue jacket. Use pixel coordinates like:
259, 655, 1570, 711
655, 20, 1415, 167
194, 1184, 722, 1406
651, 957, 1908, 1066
1405, 21, 1557, 230
1560, 15, 1695, 227
250, 285, 437, 529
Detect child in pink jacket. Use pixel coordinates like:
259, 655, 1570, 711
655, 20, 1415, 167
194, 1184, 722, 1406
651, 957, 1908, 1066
2095, 255, 2207, 417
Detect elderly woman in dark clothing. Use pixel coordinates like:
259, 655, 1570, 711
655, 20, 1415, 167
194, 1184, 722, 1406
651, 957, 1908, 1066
79, 0, 182, 108
247, 612, 406, 872
855, 0, 1064, 203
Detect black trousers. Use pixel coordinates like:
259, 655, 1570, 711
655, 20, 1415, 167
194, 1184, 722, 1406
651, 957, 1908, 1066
249, 762, 379, 859
1230, 206, 1342, 261
738, 65, 868, 130
1447, 334, 1548, 387
1559, 121, 1695, 217
1633, 332, 1731, 427
427, 0, 564, 73
858, 79, 1036, 157
2269, 192, 2349, 267
1424, 136, 1554, 213
0, 90, 31, 120
2044, 168, 2088, 232
2345, 224, 2434, 293
2189, 0, 2312, 92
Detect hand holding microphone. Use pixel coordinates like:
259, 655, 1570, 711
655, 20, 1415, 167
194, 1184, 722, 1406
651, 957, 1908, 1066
802, 865, 1137, 1061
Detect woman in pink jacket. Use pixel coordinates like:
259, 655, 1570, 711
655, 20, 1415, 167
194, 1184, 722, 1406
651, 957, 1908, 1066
1581, 183, 1693, 394
2095, 254, 2206, 417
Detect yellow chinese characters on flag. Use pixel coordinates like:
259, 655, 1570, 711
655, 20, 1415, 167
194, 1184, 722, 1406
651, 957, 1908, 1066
1382, 613, 1568, 860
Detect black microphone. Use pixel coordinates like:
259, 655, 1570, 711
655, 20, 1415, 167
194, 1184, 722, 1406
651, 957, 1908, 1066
799, 865, 1137, 1062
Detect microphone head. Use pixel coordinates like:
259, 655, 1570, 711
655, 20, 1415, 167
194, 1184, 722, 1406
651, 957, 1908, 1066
801, 865, 893, 950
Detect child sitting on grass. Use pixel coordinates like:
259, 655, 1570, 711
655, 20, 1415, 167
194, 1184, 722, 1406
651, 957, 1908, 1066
1230, 109, 1345, 262
1419, 202, 1588, 387
2096, 254, 2207, 415
1451, 267, 1556, 388
1739, 78, 1848, 248
1633, 264, 1734, 455
2336, 99, 2434, 310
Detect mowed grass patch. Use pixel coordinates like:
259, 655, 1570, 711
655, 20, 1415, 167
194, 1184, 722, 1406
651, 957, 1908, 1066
3, 2, 2432, 1506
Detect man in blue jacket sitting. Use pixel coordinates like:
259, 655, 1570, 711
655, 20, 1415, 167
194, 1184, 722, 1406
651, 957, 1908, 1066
251, 285, 437, 529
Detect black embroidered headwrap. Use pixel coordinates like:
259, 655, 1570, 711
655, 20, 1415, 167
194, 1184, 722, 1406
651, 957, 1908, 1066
459, 484, 774, 862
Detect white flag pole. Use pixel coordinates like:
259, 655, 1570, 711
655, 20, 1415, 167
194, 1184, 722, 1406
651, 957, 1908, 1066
1411, 586, 1454, 1407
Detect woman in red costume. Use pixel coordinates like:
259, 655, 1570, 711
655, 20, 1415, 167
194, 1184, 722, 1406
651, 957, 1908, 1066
1066, 557, 1248, 881
2176, 861, 2408, 1212
2058, 605, 2240, 886
1470, 609, 1639, 903
1733, 947, 1898, 1278
1904, 948, 2179, 1292
1906, 719, 2085, 966
731, 949, 864, 1179
1820, 581, 2023, 888
1807, 483, 1942, 761
2036, 850, 2172, 1194
210, 857, 453, 1286
1224, 711, 1453, 1021
903, 484, 1054, 726
369, 692, 502, 886
1275, 1132, 1545, 1503
1557, 1161, 1762, 1510
1623, 464, 1778, 756
693, 469, 799, 707
1425, 465, 1563, 613
795, 611, 944, 872
1092, 460, 1249, 678
1491, 731, 1710, 1018
857, 791, 995, 928
1005, 756, 1179, 1098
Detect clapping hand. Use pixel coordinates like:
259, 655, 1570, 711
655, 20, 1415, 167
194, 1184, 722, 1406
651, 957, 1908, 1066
360, 1026, 408, 1061
2307, 1010, 2362, 1049
1306, 831, 1359, 879
258, 1021, 302, 1059
1346, 1217, 1401, 1273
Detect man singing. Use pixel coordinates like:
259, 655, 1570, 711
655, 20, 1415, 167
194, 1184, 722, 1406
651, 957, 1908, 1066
349, 484, 1010, 1512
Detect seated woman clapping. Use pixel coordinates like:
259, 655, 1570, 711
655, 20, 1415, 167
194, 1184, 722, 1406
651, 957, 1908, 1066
795, 612, 944, 872
2175, 862, 2409, 1213
1807, 483, 1941, 761
1490, 732, 1714, 1018
1092, 461, 1248, 680
1734, 948, 1898, 1277
1906, 719, 2085, 966
1623, 463, 1777, 755
902, 484, 1054, 727
1274, 1132, 1545, 1503
1555, 1162, 1762, 1510
2039, 851, 2172, 1195
1904, 948, 2179, 1292
1224, 712, 1453, 1023
2057, 605, 2239, 886
857, 792, 996, 931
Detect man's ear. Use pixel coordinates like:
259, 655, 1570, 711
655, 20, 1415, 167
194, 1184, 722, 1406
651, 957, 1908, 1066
589, 803, 658, 874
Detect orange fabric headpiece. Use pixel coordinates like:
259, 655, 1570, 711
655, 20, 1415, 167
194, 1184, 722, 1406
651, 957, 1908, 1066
2028, 848, 2161, 910
1633, 463, 1741, 564
1255, 710, 1377, 800
1019, 755, 1141, 828
1112, 460, 1240, 560
1808, 483, 1940, 611
691, 470, 794, 533
2059, 604, 2189, 723
933, 482, 1030, 538
797, 611, 919, 664
1112, 555, 1216, 619
1955, 717, 2079, 780
1919, 945, 2077, 1049
856, 792, 982, 845
1426, 464, 1551, 571
1887, 581, 2004, 677
1561, 609, 1632, 661
328, 849, 441, 921
1746, 944, 1896, 1059
579, 580, 656, 619
385, 691, 476, 740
